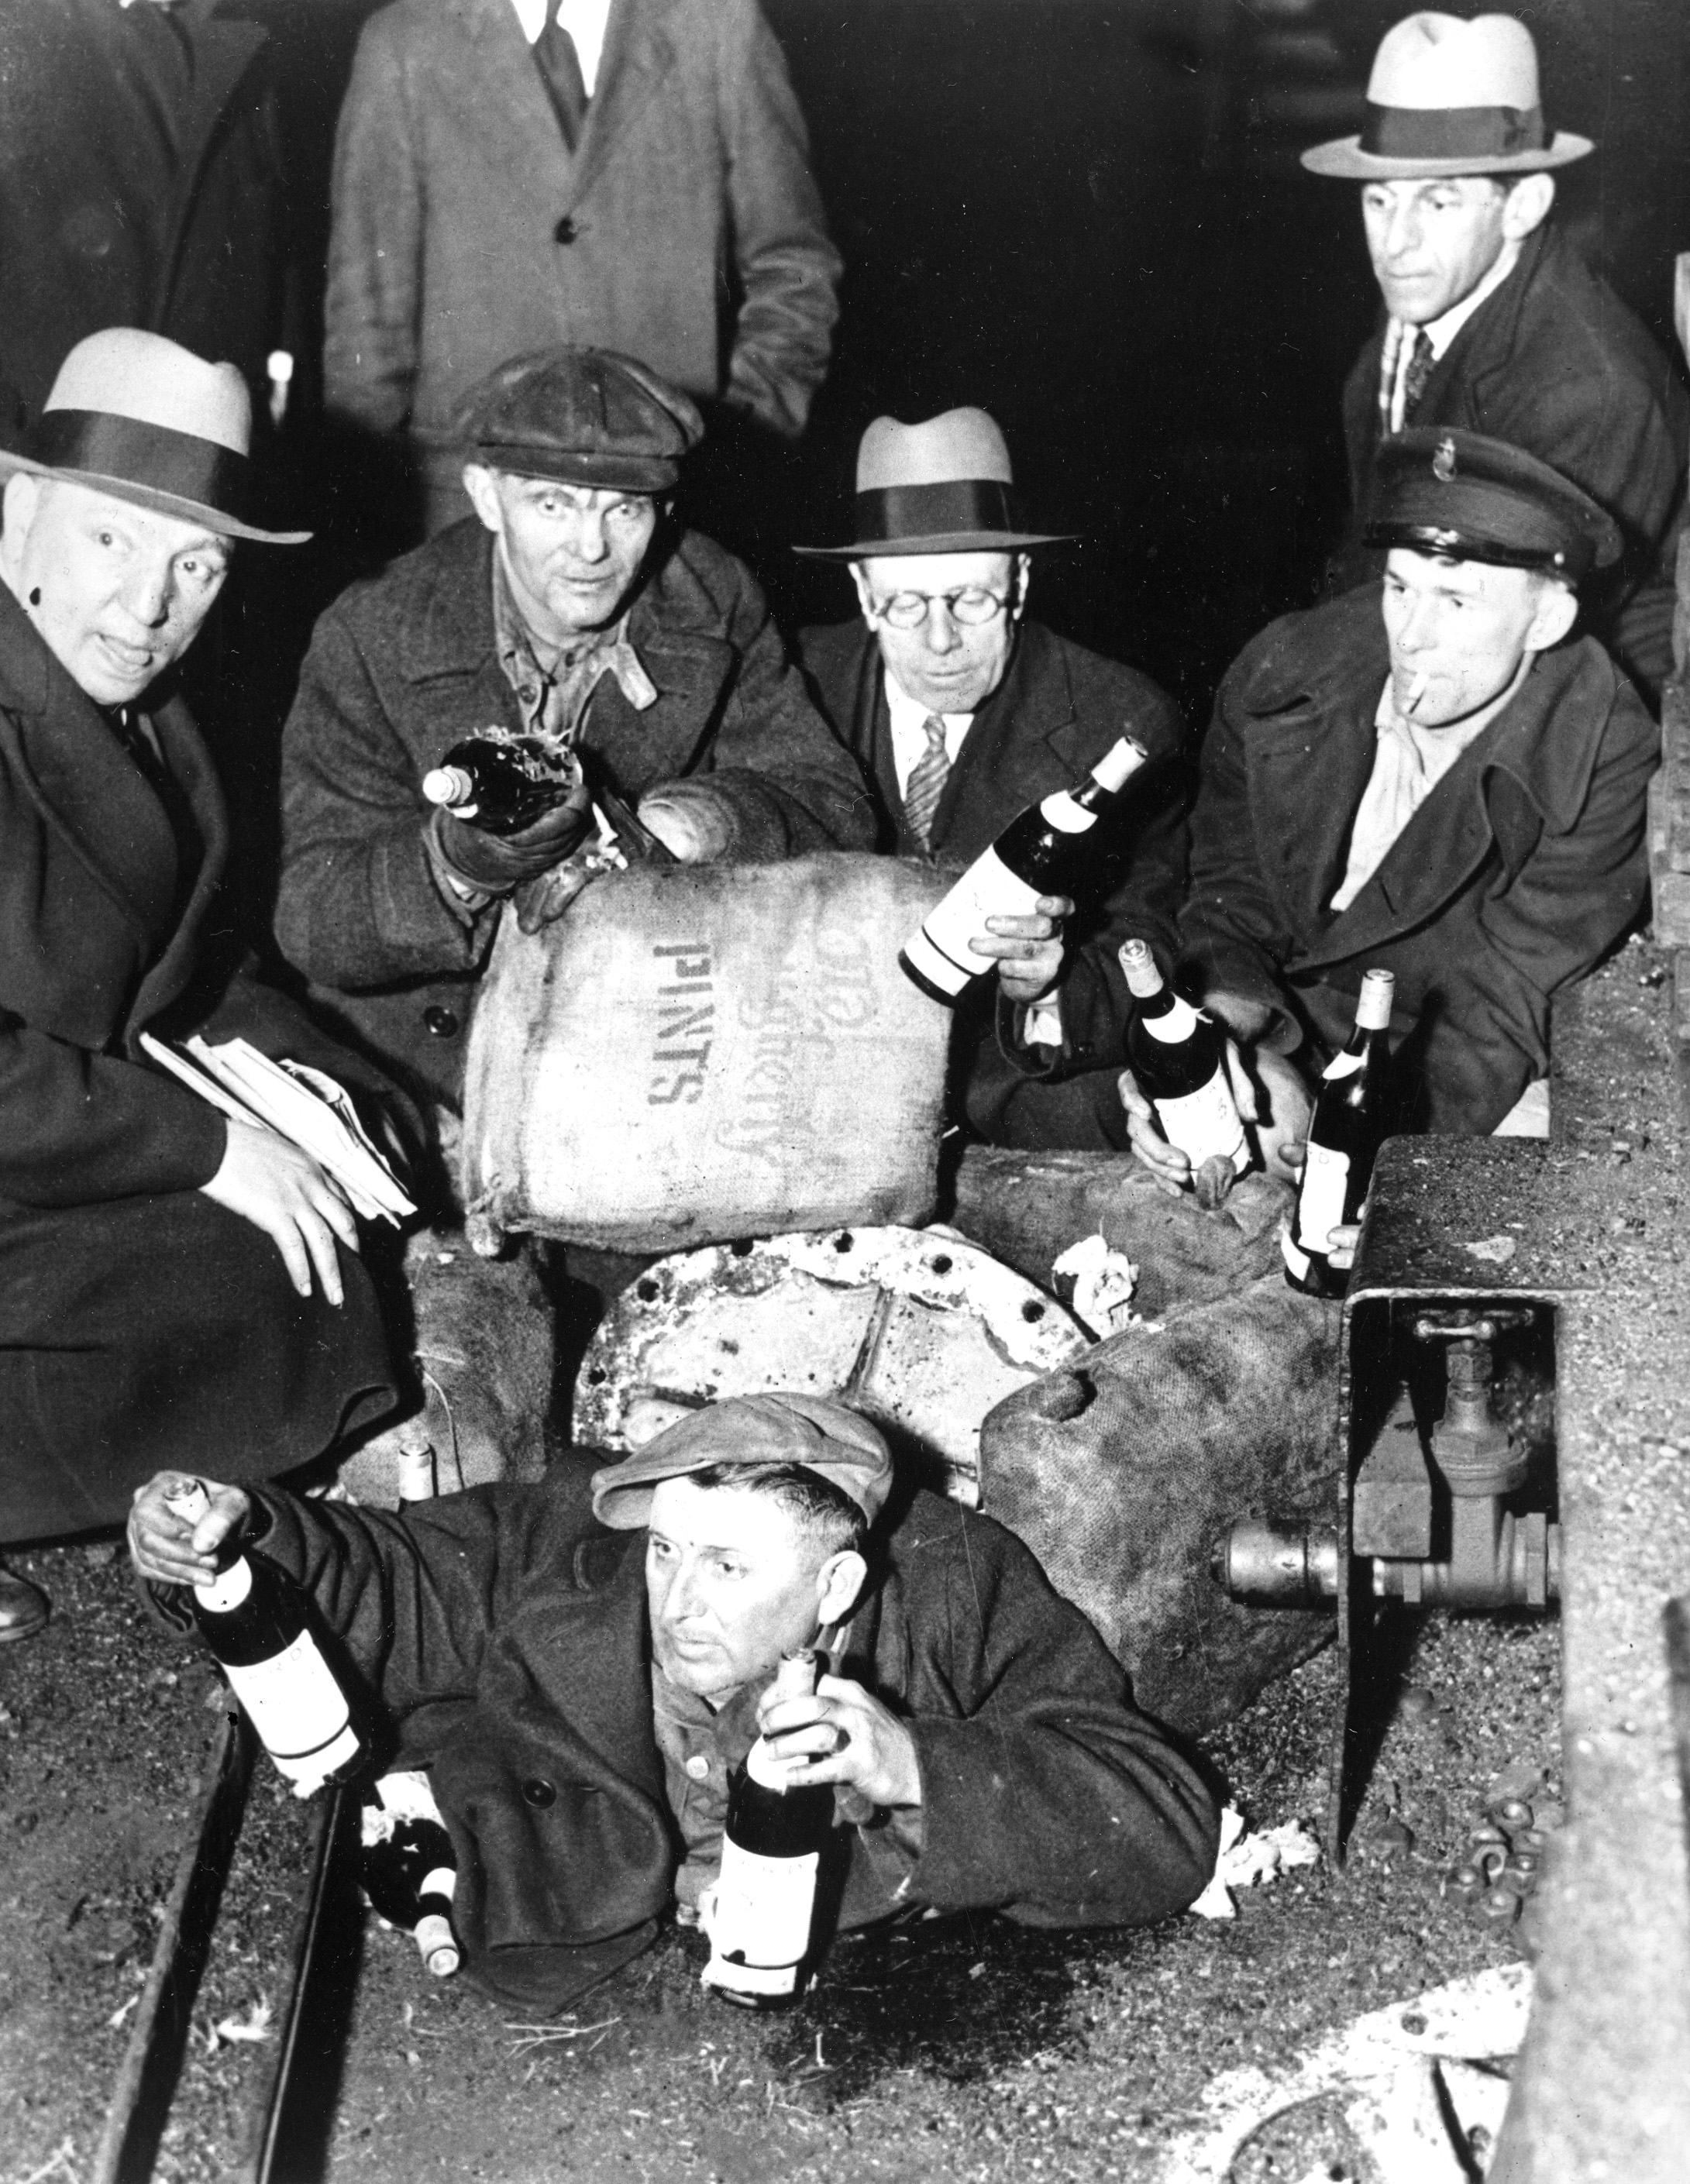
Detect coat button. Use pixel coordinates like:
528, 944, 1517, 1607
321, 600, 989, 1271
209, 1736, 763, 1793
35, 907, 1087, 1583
554, 215, 577, 245
522, 1777, 556, 1808
423, 1005, 460, 1038
683, 1755, 710, 1782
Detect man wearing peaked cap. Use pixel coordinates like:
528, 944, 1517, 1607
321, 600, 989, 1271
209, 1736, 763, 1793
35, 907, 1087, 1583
1124, 427, 1658, 1196
0, 330, 407, 1639
795, 408, 1188, 1150
1305, 11, 1687, 705
277, 344, 872, 1150
129, 1388, 1217, 2011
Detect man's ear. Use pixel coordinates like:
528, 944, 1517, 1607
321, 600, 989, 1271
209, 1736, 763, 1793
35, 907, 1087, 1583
815, 1548, 867, 1631
1502, 173, 1554, 243
848, 561, 876, 624
1010, 552, 1031, 622
1, 471, 41, 555
1523, 576, 1578, 654
460, 463, 504, 537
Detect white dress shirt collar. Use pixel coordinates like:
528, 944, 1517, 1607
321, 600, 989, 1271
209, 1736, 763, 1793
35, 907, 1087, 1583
508, 0, 613, 93
883, 668, 974, 799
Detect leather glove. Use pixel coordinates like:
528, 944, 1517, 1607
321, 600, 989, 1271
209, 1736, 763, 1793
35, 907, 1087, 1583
427, 790, 593, 896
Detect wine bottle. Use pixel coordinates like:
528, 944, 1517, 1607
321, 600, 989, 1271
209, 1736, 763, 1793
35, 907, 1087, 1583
421, 734, 583, 835
701, 1650, 835, 2008
900, 734, 1150, 1003
360, 1794, 460, 1978
1118, 941, 1247, 1177
1282, 968, 1396, 1298
163, 1481, 367, 1798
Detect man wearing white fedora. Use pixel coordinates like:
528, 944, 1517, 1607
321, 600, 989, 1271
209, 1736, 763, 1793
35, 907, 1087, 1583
795, 407, 1187, 1150
0, 330, 404, 1643
1305, 10, 1686, 705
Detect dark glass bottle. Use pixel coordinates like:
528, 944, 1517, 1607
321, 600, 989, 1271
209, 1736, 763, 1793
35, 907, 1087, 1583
900, 734, 1149, 1003
164, 1481, 367, 1798
422, 734, 583, 834
360, 1811, 460, 1977
1282, 968, 1396, 1298
701, 1651, 835, 2009
1119, 940, 1247, 1175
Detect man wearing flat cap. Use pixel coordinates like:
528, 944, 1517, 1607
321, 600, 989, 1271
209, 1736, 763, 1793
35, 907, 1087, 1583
1306, 11, 1686, 705
277, 346, 872, 1154
0, 330, 405, 1642
1125, 428, 1658, 1198
795, 408, 1188, 1149
129, 1391, 1218, 2012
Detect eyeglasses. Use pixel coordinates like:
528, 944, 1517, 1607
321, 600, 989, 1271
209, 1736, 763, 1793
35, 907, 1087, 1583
868, 587, 1013, 631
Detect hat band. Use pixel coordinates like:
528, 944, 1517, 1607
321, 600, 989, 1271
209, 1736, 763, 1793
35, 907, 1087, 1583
28, 409, 250, 520
853, 479, 1017, 545
1361, 101, 1545, 162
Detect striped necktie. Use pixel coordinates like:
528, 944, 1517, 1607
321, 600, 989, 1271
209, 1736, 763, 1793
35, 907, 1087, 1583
534, 2, 588, 151
903, 713, 951, 849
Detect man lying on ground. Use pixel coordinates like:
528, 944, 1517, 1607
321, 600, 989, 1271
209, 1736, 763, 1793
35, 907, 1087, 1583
129, 1393, 1219, 2013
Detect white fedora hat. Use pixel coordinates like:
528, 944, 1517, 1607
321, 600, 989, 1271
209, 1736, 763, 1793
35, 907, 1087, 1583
1303, 12, 1592, 181
0, 328, 309, 544
795, 407, 1072, 559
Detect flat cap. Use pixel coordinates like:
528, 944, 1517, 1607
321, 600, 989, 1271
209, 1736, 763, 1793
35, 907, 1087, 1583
590, 1393, 893, 1531
1365, 428, 1621, 583
456, 346, 704, 494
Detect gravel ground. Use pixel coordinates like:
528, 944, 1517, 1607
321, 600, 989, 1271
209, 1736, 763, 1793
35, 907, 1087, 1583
0, 1543, 1557, 2184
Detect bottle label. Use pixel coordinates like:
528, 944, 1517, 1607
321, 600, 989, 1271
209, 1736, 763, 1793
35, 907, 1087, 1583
904, 848, 1045, 994
421, 1866, 456, 1903
1035, 790, 1095, 836
1281, 1230, 1312, 1281
1321, 1050, 1363, 1082
1294, 1142, 1351, 1250
1154, 1070, 1248, 1168
222, 1632, 353, 1764
706, 1837, 819, 1975
1141, 996, 1199, 1044
196, 1559, 253, 1613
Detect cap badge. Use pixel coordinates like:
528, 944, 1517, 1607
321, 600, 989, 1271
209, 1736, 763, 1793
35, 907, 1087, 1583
1433, 437, 1458, 483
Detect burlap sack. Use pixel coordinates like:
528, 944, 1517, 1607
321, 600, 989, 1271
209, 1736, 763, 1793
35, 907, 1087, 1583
460, 855, 952, 1253
979, 1275, 1341, 1735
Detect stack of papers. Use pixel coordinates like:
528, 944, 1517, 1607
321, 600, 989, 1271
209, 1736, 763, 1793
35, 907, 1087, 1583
139, 1033, 415, 1224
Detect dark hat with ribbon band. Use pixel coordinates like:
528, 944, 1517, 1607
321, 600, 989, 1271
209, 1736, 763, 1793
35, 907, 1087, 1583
0, 328, 308, 544
795, 408, 1073, 559
1365, 428, 1619, 582
456, 345, 703, 495
1303, 12, 1592, 180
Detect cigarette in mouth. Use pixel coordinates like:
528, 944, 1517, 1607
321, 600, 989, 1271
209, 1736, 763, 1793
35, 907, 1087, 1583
1404, 672, 1430, 714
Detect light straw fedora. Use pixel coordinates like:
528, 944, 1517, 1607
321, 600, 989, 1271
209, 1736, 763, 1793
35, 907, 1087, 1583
0, 328, 309, 544
795, 407, 1072, 559
1303, 12, 1592, 181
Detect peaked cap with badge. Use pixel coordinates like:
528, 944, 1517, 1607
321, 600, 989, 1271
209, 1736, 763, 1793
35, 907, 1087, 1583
796, 407, 1072, 559
1303, 12, 1592, 181
1366, 428, 1620, 581
0, 328, 308, 545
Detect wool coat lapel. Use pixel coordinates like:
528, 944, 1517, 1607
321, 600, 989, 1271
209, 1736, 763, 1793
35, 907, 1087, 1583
565, 0, 678, 212
931, 623, 1097, 860
450, 0, 581, 213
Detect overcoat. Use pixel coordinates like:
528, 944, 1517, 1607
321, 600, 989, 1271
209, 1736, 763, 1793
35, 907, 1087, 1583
324, 0, 841, 508
1335, 225, 1688, 704
162, 1474, 1220, 2013
0, 586, 398, 1543
796, 616, 1189, 1146
1179, 583, 1659, 1133
277, 521, 875, 1110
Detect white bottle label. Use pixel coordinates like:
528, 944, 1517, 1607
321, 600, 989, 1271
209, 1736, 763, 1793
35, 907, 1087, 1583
1037, 789, 1093, 835
704, 1837, 819, 1981
221, 1632, 353, 1767
904, 846, 1045, 994
1154, 1070, 1248, 1170
1321, 1049, 1364, 1082
1294, 1141, 1351, 1250
1141, 996, 1199, 1043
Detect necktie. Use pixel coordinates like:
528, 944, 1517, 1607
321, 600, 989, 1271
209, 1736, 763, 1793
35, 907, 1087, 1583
534, 2, 588, 153
1401, 328, 1436, 421
903, 714, 951, 850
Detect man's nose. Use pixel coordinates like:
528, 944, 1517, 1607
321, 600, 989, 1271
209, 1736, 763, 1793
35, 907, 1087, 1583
120, 560, 173, 628
1396, 597, 1435, 650
666, 1562, 706, 1620
1379, 198, 1421, 261
921, 599, 962, 653
567, 511, 611, 563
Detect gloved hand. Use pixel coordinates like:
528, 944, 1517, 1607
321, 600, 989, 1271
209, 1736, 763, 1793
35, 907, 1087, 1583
427, 790, 593, 897
635, 780, 738, 864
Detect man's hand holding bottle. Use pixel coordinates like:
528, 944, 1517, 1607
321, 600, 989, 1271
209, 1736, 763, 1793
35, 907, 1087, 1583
756, 1671, 922, 1811
128, 1471, 253, 1587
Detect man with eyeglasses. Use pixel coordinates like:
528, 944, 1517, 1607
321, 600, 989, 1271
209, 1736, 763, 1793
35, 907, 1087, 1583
795, 408, 1186, 1149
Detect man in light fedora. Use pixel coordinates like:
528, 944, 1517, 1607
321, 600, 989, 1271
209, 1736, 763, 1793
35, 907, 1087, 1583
795, 407, 1187, 1150
0, 330, 405, 1642
1306, 11, 1686, 705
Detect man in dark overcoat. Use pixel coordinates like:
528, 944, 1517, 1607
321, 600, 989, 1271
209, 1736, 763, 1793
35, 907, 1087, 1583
277, 347, 873, 1163
324, 0, 842, 536
1305, 11, 1687, 706
130, 1393, 1220, 2014
793, 408, 1188, 1150
0, 332, 404, 1640
1125, 430, 1658, 1200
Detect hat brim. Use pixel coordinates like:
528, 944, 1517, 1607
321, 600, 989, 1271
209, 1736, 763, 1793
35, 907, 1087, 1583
794, 528, 1074, 559
1301, 131, 1592, 179
0, 449, 311, 545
